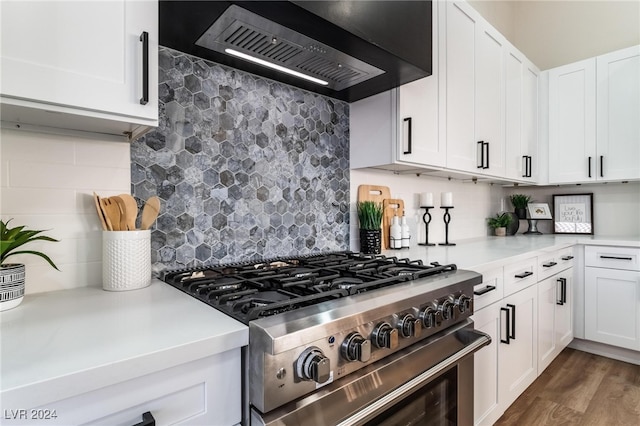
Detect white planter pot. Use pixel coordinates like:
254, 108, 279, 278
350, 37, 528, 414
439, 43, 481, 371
0, 263, 25, 311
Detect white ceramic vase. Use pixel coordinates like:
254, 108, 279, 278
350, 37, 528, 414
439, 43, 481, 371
0, 263, 25, 311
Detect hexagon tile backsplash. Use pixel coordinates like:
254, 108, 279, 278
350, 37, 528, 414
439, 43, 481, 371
131, 47, 350, 274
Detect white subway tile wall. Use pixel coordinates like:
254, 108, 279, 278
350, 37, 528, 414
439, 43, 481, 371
0, 128, 131, 293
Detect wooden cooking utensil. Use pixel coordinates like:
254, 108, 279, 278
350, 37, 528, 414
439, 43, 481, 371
110, 196, 129, 231
93, 192, 108, 231
383, 198, 405, 248
101, 197, 120, 231
357, 185, 391, 248
117, 194, 139, 230
140, 196, 160, 230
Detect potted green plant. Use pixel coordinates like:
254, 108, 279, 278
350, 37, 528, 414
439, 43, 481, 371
357, 201, 383, 254
1, 219, 59, 311
509, 194, 532, 219
487, 213, 514, 237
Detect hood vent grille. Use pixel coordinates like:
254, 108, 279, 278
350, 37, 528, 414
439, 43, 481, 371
196, 5, 384, 91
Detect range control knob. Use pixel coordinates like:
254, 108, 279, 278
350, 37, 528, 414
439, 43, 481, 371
419, 306, 439, 328
398, 313, 422, 338
341, 332, 371, 362
455, 295, 472, 313
296, 347, 331, 383
372, 322, 398, 350
439, 299, 455, 320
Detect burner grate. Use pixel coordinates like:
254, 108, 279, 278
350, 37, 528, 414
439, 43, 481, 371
161, 251, 458, 323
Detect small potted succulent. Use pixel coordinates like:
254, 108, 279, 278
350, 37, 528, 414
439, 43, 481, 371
487, 213, 514, 237
1, 219, 59, 311
357, 201, 383, 254
509, 194, 532, 219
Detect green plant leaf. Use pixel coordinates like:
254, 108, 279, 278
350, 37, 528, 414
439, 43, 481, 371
0, 219, 59, 269
3, 250, 60, 271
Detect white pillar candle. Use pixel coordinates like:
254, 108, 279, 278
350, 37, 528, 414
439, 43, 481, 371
441, 192, 453, 207
419, 192, 434, 207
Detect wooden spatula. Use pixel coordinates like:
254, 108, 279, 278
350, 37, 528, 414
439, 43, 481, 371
117, 194, 138, 230
101, 197, 121, 231
140, 196, 160, 230
93, 192, 108, 231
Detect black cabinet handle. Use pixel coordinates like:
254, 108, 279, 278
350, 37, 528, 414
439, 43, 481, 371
588, 156, 592, 178
500, 306, 510, 344
507, 303, 516, 339
528, 156, 532, 177
484, 142, 490, 169
474, 285, 496, 296
542, 262, 558, 268
522, 156, 532, 178
133, 412, 155, 426
561, 256, 574, 261
140, 31, 149, 105
600, 155, 604, 177
403, 117, 412, 154
477, 141, 484, 168
514, 271, 533, 279
562, 278, 567, 304
600, 255, 633, 261
556, 278, 565, 305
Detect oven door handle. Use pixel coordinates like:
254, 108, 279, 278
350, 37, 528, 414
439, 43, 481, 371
336, 329, 491, 426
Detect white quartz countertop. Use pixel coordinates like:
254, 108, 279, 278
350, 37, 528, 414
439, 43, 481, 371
2, 234, 637, 408
0, 280, 248, 408
382, 234, 640, 271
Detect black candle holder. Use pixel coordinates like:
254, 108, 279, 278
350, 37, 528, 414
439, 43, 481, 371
418, 206, 435, 246
439, 207, 456, 246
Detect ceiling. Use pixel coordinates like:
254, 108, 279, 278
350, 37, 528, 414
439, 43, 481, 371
469, 0, 640, 70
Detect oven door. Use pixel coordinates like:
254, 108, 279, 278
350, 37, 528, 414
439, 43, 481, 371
251, 319, 490, 426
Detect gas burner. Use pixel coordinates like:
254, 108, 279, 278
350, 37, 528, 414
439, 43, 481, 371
329, 277, 365, 291
161, 252, 461, 323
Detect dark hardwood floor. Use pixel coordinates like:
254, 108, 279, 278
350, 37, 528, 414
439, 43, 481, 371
494, 348, 640, 425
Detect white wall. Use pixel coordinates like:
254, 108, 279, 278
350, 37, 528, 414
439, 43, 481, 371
469, 0, 640, 70
350, 169, 502, 250
0, 128, 130, 293
503, 182, 640, 237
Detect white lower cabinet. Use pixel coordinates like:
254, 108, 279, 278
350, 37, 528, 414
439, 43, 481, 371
473, 280, 538, 426
473, 301, 502, 426
498, 284, 538, 410
584, 246, 640, 351
585, 267, 640, 351
473, 247, 577, 426
538, 268, 573, 373
6, 350, 242, 426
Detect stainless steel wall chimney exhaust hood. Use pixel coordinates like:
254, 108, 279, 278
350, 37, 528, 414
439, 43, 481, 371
160, 1, 432, 102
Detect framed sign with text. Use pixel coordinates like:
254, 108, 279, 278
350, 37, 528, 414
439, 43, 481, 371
553, 193, 594, 234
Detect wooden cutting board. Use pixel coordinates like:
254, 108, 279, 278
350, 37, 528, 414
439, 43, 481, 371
383, 199, 405, 248
357, 185, 391, 248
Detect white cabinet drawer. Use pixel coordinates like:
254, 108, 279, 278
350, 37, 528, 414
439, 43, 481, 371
585, 246, 640, 271
473, 267, 504, 311
503, 256, 538, 297
538, 247, 575, 281
4, 351, 242, 426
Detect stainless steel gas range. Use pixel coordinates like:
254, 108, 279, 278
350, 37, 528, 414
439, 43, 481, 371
162, 252, 491, 425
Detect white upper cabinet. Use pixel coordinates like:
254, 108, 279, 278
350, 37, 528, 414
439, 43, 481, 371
351, 0, 539, 183
397, 0, 445, 168
350, 0, 444, 171
548, 45, 639, 183
443, 1, 506, 177
596, 45, 640, 181
0, 0, 158, 139
548, 58, 597, 183
505, 45, 539, 182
